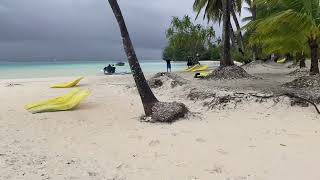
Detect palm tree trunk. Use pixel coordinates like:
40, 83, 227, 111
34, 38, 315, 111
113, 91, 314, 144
299, 56, 306, 68
296, 52, 306, 68
108, 0, 158, 115
230, 1, 244, 50
229, 24, 236, 49
221, 0, 234, 66
309, 38, 319, 75
251, 0, 258, 61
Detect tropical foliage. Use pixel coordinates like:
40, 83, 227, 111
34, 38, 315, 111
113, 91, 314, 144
246, 0, 320, 74
193, 0, 250, 66
193, 0, 244, 50
162, 15, 216, 61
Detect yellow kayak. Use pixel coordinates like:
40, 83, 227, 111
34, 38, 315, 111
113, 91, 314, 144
195, 71, 212, 78
185, 65, 200, 72
51, 77, 84, 88
25, 88, 90, 113
198, 71, 211, 78
191, 65, 209, 72
277, 58, 286, 63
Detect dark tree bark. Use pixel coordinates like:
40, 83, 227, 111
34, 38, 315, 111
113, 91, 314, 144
299, 56, 306, 68
229, 24, 236, 49
296, 52, 306, 68
221, 0, 234, 66
251, 0, 258, 61
309, 38, 320, 75
230, 1, 244, 50
108, 0, 158, 115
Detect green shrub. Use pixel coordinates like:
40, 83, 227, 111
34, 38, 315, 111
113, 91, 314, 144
211, 46, 221, 60
232, 49, 252, 64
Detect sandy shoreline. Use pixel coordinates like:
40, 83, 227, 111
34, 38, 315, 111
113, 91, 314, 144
1, 63, 320, 180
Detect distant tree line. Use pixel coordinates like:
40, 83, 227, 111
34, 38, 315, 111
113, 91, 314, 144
162, 16, 221, 62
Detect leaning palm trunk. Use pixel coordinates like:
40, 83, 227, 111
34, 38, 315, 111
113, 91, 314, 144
251, 0, 258, 61
229, 24, 237, 49
231, 11, 243, 50
108, 0, 187, 122
230, 1, 244, 50
108, 0, 158, 115
309, 38, 320, 75
221, 0, 234, 66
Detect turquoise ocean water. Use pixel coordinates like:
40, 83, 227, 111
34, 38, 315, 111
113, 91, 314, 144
0, 60, 189, 79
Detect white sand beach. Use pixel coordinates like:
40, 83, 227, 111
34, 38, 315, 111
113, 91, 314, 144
1, 63, 320, 180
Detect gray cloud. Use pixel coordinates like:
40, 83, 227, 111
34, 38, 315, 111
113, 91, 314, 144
0, 0, 248, 61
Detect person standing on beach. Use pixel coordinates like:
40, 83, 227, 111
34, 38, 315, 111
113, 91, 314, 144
166, 59, 171, 72
187, 56, 192, 67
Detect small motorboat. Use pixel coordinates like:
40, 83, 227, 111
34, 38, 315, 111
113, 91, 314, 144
103, 64, 116, 74
116, 62, 125, 66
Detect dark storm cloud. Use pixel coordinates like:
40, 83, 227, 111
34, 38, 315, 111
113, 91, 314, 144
0, 0, 247, 61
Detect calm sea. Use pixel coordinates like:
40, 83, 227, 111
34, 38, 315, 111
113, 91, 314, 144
0, 60, 189, 79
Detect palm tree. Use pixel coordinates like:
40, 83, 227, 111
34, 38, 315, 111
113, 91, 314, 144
193, 0, 244, 53
250, 0, 258, 61
242, 0, 260, 61
194, 0, 240, 66
221, 0, 234, 66
247, 0, 320, 75
249, 26, 307, 67
231, 0, 245, 49
108, 0, 187, 121
108, 0, 158, 115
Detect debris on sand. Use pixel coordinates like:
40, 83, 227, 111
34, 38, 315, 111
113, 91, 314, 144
282, 76, 320, 106
283, 75, 320, 89
287, 63, 298, 69
241, 60, 265, 69
151, 101, 189, 123
187, 88, 216, 101
287, 68, 309, 77
206, 65, 254, 80
5, 83, 22, 87
148, 72, 189, 88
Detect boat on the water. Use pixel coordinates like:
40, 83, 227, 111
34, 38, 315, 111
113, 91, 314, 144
116, 62, 125, 66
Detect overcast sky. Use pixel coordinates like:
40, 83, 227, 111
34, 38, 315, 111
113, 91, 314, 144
0, 0, 249, 61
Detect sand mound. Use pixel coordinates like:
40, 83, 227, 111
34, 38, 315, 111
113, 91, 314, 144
287, 62, 298, 69
287, 68, 309, 77
283, 75, 320, 88
206, 65, 254, 80
241, 60, 265, 69
148, 72, 189, 88
187, 88, 216, 100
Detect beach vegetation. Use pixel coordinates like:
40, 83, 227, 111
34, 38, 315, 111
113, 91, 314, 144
162, 15, 217, 61
210, 44, 221, 60
193, 0, 245, 52
193, 0, 252, 79
245, 0, 320, 74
